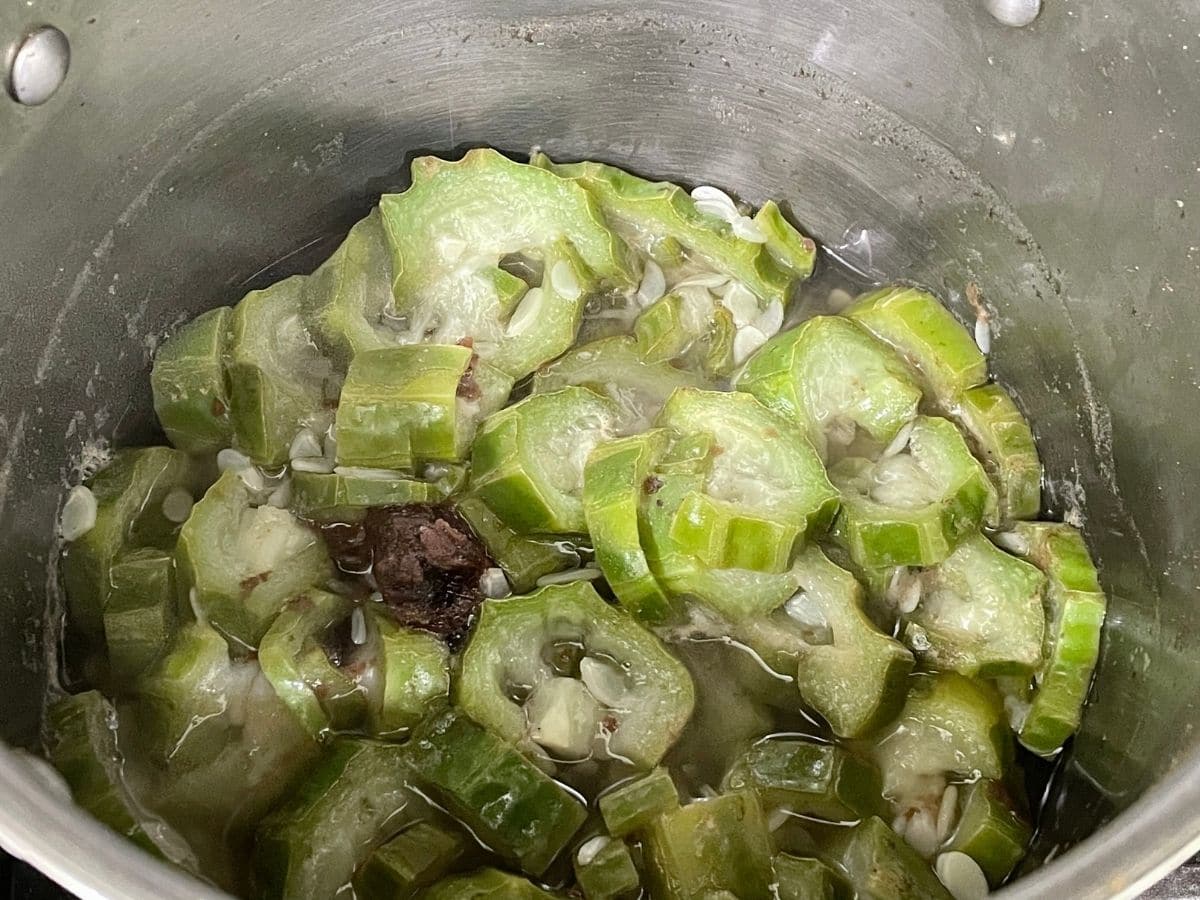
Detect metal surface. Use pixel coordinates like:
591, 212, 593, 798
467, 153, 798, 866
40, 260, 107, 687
0, 0, 1196, 897
4, 25, 70, 106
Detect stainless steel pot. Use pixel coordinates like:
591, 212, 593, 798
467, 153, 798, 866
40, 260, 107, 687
1, 1, 1197, 897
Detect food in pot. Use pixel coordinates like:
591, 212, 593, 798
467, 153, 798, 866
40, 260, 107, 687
48, 148, 1106, 898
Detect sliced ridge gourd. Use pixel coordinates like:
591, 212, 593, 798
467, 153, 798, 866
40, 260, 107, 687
471, 386, 620, 534
62, 447, 196, 644
844, 285, 987, 403
334, 344, 512, 470
722, 736, 886, 822
258, 590, 367, 737
955, 382, 1042, 523
830, 415, 997, 569
533, 153, 816, 305
643, 790, 775, 900
632, 283, 742, 378
829, 816, 954, 900
732, 547, 913, 738
943, 779, 1032, 887
352, 821, 468, 900
901, 533, 1046, 678
422, 868, 559, 900
405, 706, 588, 876
102, 548, 178, 685
455, 494, 580, 592
356, 604, 449, 737
1001, 522, 1107, 756
456, 582, 694, 768
582, 430, 673, 622
656, 388, 839, 574
290, 466, 463, 523
735, 315, 922, 460
378, 149, 637, 378
253, 739, 416, 900
46, 691, 194, 864
150, 306, 234, 453
773, 854, 843, 900
599, 767, 680, 838
176, 470, 332, 649
227, 275, 342, 466
532, 335, 709, 432
574, 836, 641, 900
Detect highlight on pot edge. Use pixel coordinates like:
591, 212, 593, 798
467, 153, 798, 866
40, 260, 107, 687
47, 148, 1106, 900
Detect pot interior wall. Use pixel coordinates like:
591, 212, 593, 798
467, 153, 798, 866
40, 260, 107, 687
1, 0, 1197, 891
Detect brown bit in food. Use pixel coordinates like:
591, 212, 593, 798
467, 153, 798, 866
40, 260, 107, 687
211, 397, 227, 418
239, 571, 270, 593
643, 475, 664, 495
456, 340, 483, 402
365, 504, 491, 647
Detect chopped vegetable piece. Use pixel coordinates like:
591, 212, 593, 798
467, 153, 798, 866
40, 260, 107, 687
533, 335, 708, 432
62, 447, 195, 642
405, 707, 587, 876
845, 285, 987, 402
599, 768, 681, 838
954, 383, 1042, 523
227, 275, 341, 466
583, 430, 673, 621
831, 816, 954, 900
574, 836, 641, 900
471, 387, 619, 534
150, 306, 234, 454
1004, 522, 1107, 756
873, 674, 1010, 807
904, 533, 1046, 677
656, 389, 839, 574
830, 416, 996, 568
456, 495, 579, 592
536, 154, 814, 305
944, 779, 1031, 886
722, 737, 886, 822
258, 590, 366, 737
254, 739, 416, 900
352, 821, 468, 900
737, 316, 922, 460
457, 582, 694, 768
335, 345, 511, 470
176, 471, 331, 649
378, 149, 636, 378
102, 548, 178, 684
290, 467, 460, 522
732, 547, 914, 738
773, 854, 842, 900
643, 790, 775, 900
421, 868, 559, 900
47, 691, 192, 863
359, 605, 450, 736
632, 286, 740, 377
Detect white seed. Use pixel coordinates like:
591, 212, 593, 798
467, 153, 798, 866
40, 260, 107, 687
288, 428, 323, 461
507, 286, 545, 336
827, 416, 858, 448
580, 657, 627, 707
993, 531, 1030, 556
731, 215, 769, 243
290, 457, 335, 474
577, 835, 610, 866
332, 466, 402, 481
904, 808, 941, 858
756, 299, 785, 337
1004, 691, 1031, 732
974, 317, 992, 354
266, 479, 293, 509
636, 258, 667, 307
892, 813, 910, 838
216, 448, 252, 472
937, 784, 960, 841
59, 485, 98, 541
694, 198, 740, 224
160, 488, 195, 524
238, 466, 268, 492
550, 259, 582, 301
721, 282, 761, 327
535, 567, 604, 587
784, 591, 834, 645
690, 184, 738, 207
899, 576, 923, 615
826, 287, 855, 312
936, 851, 990, 900
882, 420, 917, 458
732, 325, 769, 365
526, 677, 598, 759
674, 272, 731, 290
479, 567, 512, 599
350, 607, 367, 645
983, 0, 1040, 28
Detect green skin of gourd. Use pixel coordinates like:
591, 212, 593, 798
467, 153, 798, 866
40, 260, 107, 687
599, 768, 681, 838
150, 306, 234, 454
